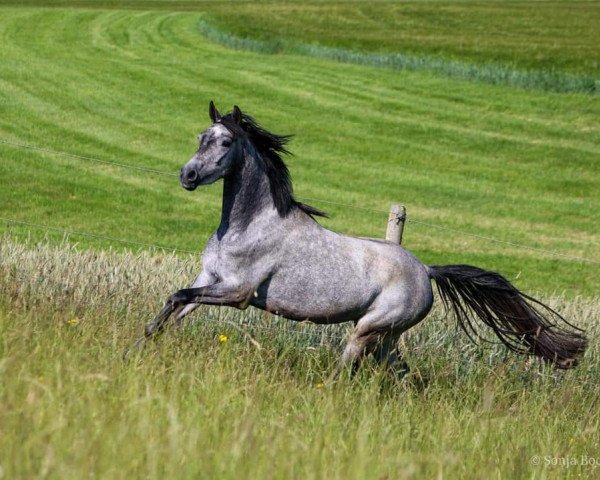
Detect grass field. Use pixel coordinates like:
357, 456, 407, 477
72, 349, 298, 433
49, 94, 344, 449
204, 1, 600, 77
6, 0, 600, 78
0, 2, 598, 297
1, 238, 599, 479
0, 1, 599, 478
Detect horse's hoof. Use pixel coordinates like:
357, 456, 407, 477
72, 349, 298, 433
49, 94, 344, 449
122, 336, 146, 361
388, 360, 410, 380
144, 323, 157, 337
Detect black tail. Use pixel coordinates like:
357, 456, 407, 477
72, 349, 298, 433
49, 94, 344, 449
429, 265, 587, 369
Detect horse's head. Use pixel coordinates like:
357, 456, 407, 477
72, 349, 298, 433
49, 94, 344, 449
180, 101, 242, 191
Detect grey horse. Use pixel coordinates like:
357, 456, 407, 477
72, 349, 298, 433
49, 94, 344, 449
141, 102, 587, 376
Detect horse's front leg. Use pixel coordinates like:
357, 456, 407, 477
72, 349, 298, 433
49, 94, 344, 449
144, 282, 253, 338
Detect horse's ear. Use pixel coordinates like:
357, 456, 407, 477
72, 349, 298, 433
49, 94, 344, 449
209, 100, 221, 123
232, 105, 242, 124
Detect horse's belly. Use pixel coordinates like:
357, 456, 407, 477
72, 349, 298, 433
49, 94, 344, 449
250, 273, 372, 323
256, 300, 364, 324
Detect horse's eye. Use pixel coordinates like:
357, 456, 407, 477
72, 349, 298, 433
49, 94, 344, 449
222, 140, 232, 148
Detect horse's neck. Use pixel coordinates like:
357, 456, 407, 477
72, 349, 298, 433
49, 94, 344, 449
218, 147, 274, 237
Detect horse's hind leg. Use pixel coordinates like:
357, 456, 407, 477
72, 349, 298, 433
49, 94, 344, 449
330, 330, 378, 380
330, 309, 401, 380
331, 331, 408, 381
330, 291, 431, 380
373, 334, 410, 377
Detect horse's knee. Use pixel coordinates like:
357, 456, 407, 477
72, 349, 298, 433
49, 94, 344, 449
168, 289, 191, 308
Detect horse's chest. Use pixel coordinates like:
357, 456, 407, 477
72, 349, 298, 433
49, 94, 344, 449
209, 235, 272, 276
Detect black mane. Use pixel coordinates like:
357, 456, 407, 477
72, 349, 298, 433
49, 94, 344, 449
219, 111, 327, 218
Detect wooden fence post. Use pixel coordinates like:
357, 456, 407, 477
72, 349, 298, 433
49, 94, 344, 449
385, 204, 406, 245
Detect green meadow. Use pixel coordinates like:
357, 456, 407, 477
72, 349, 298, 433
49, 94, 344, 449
0, 1, 598, 296
0, 1, 599, 478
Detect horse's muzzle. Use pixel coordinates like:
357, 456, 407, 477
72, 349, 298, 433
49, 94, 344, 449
180, 167, 199, 191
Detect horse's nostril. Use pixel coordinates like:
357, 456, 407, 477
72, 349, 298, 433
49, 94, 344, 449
186, 169, 197, 182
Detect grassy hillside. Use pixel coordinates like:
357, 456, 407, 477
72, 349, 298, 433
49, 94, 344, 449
0, 4, 598, 297
0, 238, 598, 479
3, 1, 599, 77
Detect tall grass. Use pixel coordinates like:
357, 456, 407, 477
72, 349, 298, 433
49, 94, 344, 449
1, 236, 598, 478
198, 20, 599, 94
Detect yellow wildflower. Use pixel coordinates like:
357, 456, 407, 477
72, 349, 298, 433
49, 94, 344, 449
219, 334, 228, 343
67, 318, 79, 326
315, 383, 324, 389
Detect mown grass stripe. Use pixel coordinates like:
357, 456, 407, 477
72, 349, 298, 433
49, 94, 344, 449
198, 20, 599, 95
0, 139, 178, 176
2, 135, 598, 265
